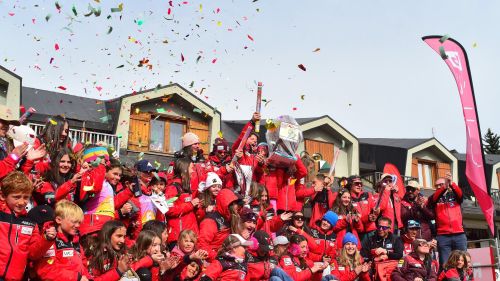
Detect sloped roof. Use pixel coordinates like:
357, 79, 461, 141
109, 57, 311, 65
359, 138, 431, 149
454, 152, 500, 165
21, 86, 118, 132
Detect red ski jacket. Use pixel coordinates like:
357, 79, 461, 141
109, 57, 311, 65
330, 257, 371, 281
427, 182, 464, 235
34, 232, 89, 281
197, 189, 238, 261
0, 207, 54, 281
163, 178, 199, 244
350, 191, 377, 233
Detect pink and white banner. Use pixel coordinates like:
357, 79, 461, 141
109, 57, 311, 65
422, 35, 494, 235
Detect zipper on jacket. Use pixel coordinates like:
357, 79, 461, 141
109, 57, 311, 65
2, 214, 15, 279
15, 227, 19, 244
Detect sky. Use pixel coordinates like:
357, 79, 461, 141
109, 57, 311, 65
0, 0, 499, 152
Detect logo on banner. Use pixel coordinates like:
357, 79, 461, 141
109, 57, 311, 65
445, 51, 463, 71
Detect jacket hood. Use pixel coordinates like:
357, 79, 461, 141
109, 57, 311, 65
216, 189, 239, 220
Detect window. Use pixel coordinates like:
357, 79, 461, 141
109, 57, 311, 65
417, 160, 436, 188
0, 81, 7, 105
149, 118, 186, 154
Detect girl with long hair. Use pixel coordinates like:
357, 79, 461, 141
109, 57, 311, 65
84, 220, 139, 281
278, 234, 326, 281
280, 211, 312, 239
37, 115, 70, 162
438, 250, 468, 281
128, 230, 166, 281
168, 229, 207, 281
162, 157, 200, 248
198, 188, 242, 261
330, 233, 371, 281
34, 147, 82, 205
331, 188, 364, 249
249, 182, 293, 235
196, 172, 222, 222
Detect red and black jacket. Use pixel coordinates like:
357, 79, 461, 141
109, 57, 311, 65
197, 189, 238, 261
34, 232, 89, 281
437, 268, 467, 281
427, 182, 464, 235
0, 207, 54, 281
330, 257, 371, 281
391, 252, 437, 281
350, 191, 377, 233
200, 253, 248, 281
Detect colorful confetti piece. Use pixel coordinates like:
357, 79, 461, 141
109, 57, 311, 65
57, 86, 66, 90
297, 64, 306, 71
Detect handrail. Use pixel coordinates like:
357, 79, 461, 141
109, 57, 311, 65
27, 123, 120, 157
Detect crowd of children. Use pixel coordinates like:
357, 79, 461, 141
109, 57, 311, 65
0, 111, 475, 281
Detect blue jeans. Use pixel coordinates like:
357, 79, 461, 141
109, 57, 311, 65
436, 233, 467, 266
321, 275, 339, 281
269, 267, 294, 281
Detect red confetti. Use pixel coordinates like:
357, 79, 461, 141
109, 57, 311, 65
169, 1, 173, 7
54, 43, 60, 51
293, 107, 297, 111
216, 8, 220, 13
167, 8, 171, 15
181, 53, 185, 62
297, 64, 306, 71
212, 58, 217, 64
19, 105, 26, 115
247, 35, 254, 41
8, 12, 15, 16
58, 86, 67, 90
182, 1, 188, 4
96, 86, 103, 92
49, 58, 54, 64
32, 18, 36, 24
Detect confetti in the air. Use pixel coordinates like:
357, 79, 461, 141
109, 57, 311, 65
297, 64, 306, 71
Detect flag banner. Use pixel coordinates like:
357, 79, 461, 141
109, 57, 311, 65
422, 35, 494, 235
383, 163, 406, 199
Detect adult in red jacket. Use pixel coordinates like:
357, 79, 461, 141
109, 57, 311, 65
401, 180, 435, 241
162, 158, 200, 247
427, 173, 466, 266
197, 188, 241, 261
330, 232, 371, 281
207, 137, 235, 188
373, 173, 403, 233
348, 175, 377, 238
392, 239, 438, 281
278, 234, 326, 281
199, 234, 251, 281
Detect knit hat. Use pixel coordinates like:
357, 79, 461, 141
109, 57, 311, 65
342, 232, 358, 246
82, 146, 109, 163
198, 172, 222, 192
322, 211, 339, 227
240, 207, 258, 222
212, 137, 229, 152
182, 132, 200, 148
27, 205, 55, 230
135, 159, 156, 173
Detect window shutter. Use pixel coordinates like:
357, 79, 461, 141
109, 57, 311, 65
128, 113, 150, 152
436, 162, 451, 178
304, 139, 334, 163
497, 171, 500, 188
411, 158, 419, 178
188, 119, 210, 155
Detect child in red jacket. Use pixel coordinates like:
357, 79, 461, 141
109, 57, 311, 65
34, 199, 90, 281
0, 171, 56, 281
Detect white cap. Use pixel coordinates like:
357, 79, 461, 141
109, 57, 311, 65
7, 125, 36, 147
273, 236, 289, 246
230, 234, 253, 247
198, 172, 222, 193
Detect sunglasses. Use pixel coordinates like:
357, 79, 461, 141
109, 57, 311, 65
353, 182, 363, 186
418, 243, 429, 247
435, 183, 445, 188
406, 187, 417, 192
377, 225, 390, 230
293, 216, 305, 221
383, 179, 393, 184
